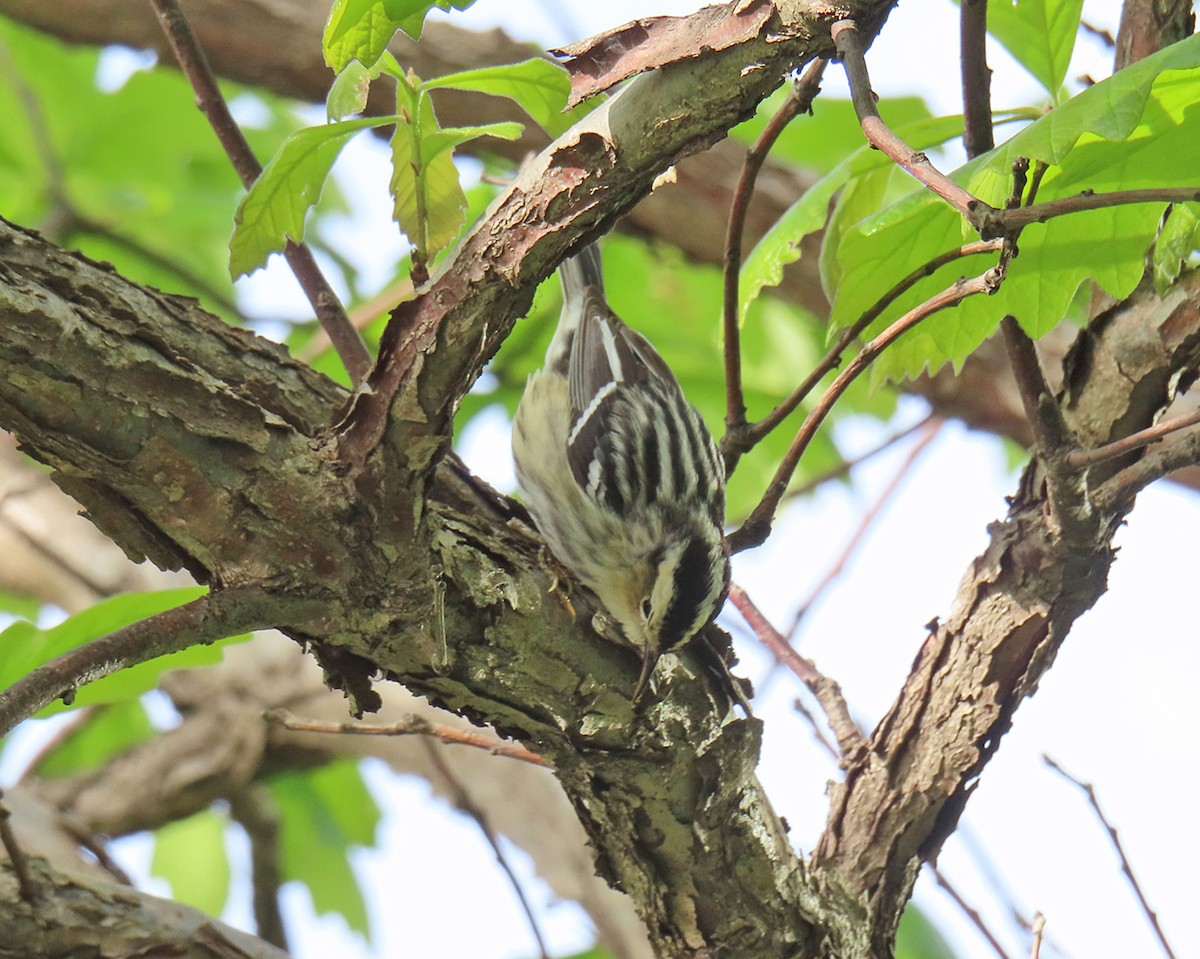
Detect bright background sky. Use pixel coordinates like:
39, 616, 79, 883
5, 3, 1197, 959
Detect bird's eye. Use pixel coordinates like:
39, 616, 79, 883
640, 597, 653, 622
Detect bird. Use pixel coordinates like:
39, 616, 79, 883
512, 241, 730, 701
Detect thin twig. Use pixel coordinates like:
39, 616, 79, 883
1043, 755, 1178, 959
739, 240, 1000, 453
1093, 426, 1200, 511
422, 740, 551, 959
787, 416, 942, 638
723, 59, 827, 450
147, 0, 372, 384
1068, 409, 1200, 469
0, 789, 38, 902
782, 414, 939, 501
753, 417, 943, 699
730, 267, 1001, 552
960, 0, 994, 159
728, 584, 863, 757
1029, 913, 1046, 959
832, 19, 994, 229
263, 708, 550, 768
0, 587, 277, 739
931, 864, 1013, 959
987, 187, 1200, 236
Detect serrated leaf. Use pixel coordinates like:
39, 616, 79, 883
152, 808, 231, 917
270, 760, 380, 937
986, 0, 1086, 101
825, 35, 1200, 383
230, 115, 396, 277
0, 588, 252, 718
32, 699, 154, 778
740, 113, 1025, 323
323, 0, 477, 71
424, 59, 577, 136
390, 93, 467, 262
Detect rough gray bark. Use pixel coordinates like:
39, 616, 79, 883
2, 0, 1199, 956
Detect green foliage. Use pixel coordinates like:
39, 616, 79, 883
235, 47, 581, 277
824, 34, 1200, 383
984, 0, 1086, 101
1153, 202, 1200, 294
324, 0, 478, 71
895, 904, 960, 959
31, 699, 155, 778
0, 18, 302, 319
151, 808, 233, 917
0, 588, 250, 718
269, 759, 381, 938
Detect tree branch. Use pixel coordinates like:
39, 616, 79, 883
0, 586, 279, 738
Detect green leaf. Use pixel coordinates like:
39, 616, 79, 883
0, 590, 41, 621
825, 35, 1200, 383
1153, 202, 1200, 295
424, 59, 577, 137
740, 113, 1030, 324
323, 0, 477, 70
0, 588, 252, 719
985, 0, 1086, 101
421, 121, 524, 163
270, 759, 380, 937
152, 808, 231, 917
390, 92, 467, 263
32, 699, 155, 778
895, 904, 960, 959
230, 115, 396, 278
326, 60, 376, 120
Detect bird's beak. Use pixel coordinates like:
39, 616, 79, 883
631, 647, 659, 704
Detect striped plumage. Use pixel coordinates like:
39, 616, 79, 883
513, 243, 729, 698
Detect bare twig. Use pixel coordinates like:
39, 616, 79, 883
730, 268, 1001, 551
1029, 913, 1046, 959
147, 0, 372, 384
931, 863, 1013, 959
988, 188, 1200, 236
783, 415, 939, 501
1068, 409, 1200, 469
0, 789, 38, 902
263, 708, 550, 768
0, 586, 277, 739
960, 0, 994, 158
1043, 755, 1178, 959
738, 240, 1001, 455
422, 740, 550, 959
723, 59, 827, 453
787, 416, 941, 638
728, 584, 863, 757
1093, 426, 1200, 511
832, 19, 993, 229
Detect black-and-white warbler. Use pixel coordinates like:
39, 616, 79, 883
512, 242, 730, 699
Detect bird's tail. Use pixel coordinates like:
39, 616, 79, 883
545, 242, 606, 372
558, 242, 606, 305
